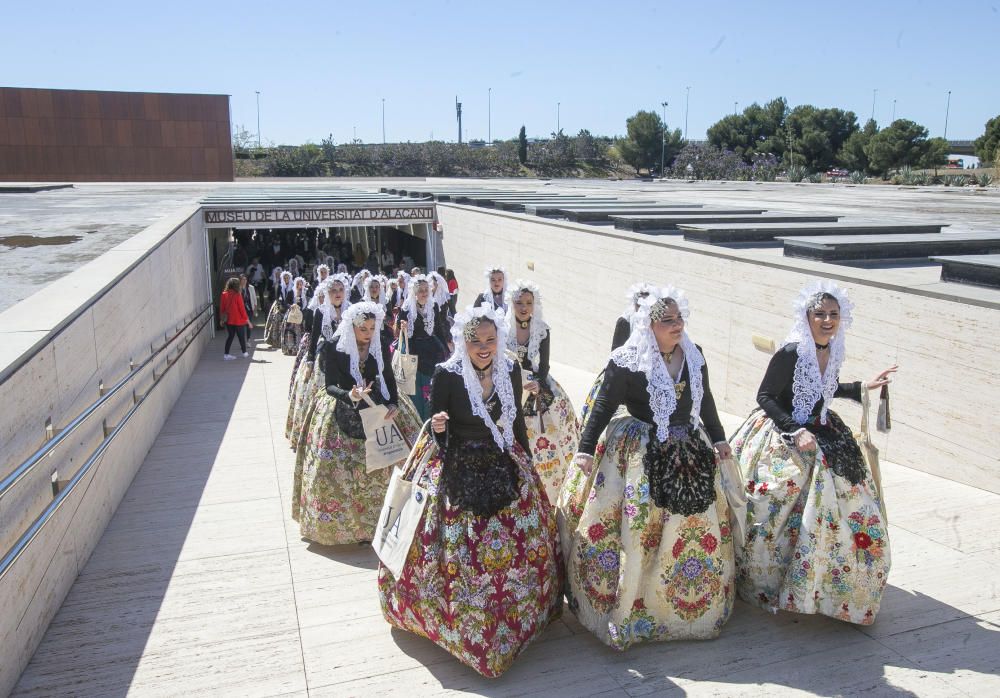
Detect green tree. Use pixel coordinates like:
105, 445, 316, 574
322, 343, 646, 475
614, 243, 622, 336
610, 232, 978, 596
517, 126, 528, 165
785, 105, 859, 171
707, 97, 788, 161
618, 110, 684, 174
864, 119, 937, 176
920, 137, 949, 170
837, 118, 878, 172
974, 115, 1000, 164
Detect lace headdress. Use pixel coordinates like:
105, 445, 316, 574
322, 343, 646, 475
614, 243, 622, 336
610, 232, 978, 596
278, 271, 294, 301
292, 276, 308, 306
320, 274, 352, 340
271, 266, 284, 288
441, 305, 517, 451
782, 279, 854, 426
480, 266, 507, 310
612, 286, 704, 442
427, 271, 451, 308
332, 302, 390, 400
363, 274, 388, 306
505, 279, 549, 373
307, 279, 327, 311
622, 281, 655, 320
314, 264, 330, 284
400, 275, 435, 338
352, 270, 371, 295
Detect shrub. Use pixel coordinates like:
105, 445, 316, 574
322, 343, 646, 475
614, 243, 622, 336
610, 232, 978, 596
786, 165, 808, 182
849, 170, 867, 184
976, 173, 994, 187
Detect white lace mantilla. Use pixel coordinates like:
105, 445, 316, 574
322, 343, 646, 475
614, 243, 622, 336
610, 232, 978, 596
333, 302, 389, 400
506, 280, 549, 372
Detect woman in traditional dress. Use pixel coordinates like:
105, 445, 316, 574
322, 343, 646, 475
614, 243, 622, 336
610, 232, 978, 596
264, 270, 293, 347
291, 274, 351, 519
731, 280, 896, 625
287, 280, 328, 439
397, 275, 450, 420
363, 274, 393, 349
281, 276, 309, 355
377, 305, 563, 678
473, 266, 508, 312
506, 279, 580, 505
312, 263, 330, 296
580, 281, 654, 425
298, 301, 421, 544
558, 286, 735, 650
350, 269, 370, 303
428, 270, 452, 319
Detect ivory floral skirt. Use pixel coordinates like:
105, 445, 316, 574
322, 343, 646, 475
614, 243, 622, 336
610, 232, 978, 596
288, 332, 310, 398
377, 432, 564, 678
557, 415, 735, 650
297, 393, 422, 544
286, 352, 317, 445
263, 301, 283, 347
524, 374, 579, 506
731, 409, 890, 625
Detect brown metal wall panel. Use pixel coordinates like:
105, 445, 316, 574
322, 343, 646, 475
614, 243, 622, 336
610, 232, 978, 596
0, 87, 233, 181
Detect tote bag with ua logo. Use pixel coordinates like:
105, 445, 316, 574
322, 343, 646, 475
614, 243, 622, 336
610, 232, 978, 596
373, 422, 431, 577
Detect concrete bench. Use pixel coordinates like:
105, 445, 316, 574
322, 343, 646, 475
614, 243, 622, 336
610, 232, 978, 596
779, 232, 1000, 262
681, 223, 944, 244
932, 254, 1000, 289
561, 206, 708, 223
493, 198, 621, 212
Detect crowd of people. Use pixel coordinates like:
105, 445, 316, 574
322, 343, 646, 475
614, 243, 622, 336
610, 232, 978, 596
219, 258, 896, 678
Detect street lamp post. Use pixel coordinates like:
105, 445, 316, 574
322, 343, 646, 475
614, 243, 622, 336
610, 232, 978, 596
381, 98, 386, 144
871, 88, 878, 122
488, 87, 492, 145
943, 90, 952, 139
891, 99, 897, 123
557, 102, 560, 135
734, 101, 738, 116
660, 101, 668, 178
684, 86, 691, 139
255, 91, 261, 148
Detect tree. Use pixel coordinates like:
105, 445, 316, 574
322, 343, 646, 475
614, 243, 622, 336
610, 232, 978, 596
517, 126, 528, 165
707, 97, 788, 162
618, 110, 684, 174
920, 137, 949, 170
837, 118, 878, 172
784, 105, 859, 171
974, 115, 1000, 164
864, 119, 937, 176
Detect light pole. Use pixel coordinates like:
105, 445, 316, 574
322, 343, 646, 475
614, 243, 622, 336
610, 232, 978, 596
684, 86, 691, 139
557, 102, 561, 135
943, 90, 952, 139
353, 125, 357, 143
871, 88, 878, 122
381, 98, 386, 144
734, 101, 738, 116
488, 87, 492, 145
255, 91, 261, 148
891, 99, 896, 123
660, 101, 668, 178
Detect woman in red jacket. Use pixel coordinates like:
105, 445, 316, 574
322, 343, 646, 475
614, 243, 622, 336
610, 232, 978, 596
219, 277, 252, 360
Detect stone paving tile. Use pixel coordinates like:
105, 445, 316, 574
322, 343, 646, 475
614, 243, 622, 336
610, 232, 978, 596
13, 334, 1000, 697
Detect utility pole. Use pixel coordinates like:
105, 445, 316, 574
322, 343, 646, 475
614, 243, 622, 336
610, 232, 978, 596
891, 99, 896, 123
660, 101, 668, 178
557, 102, 560, 135
871, 88, 878, 122
943, 90, 952, 139
734, 101, 738, 116
684, 86, 691, 139
455, 97, 463, 144
488, 87, 492, 145
381, 98, 386, 144
255, 91, 261, 148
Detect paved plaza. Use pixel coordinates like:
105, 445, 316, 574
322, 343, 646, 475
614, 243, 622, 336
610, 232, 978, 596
11, 331, 1000, 697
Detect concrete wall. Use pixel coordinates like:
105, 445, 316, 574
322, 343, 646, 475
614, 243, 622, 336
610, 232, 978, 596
437, 203, 1000, 494
0, 206, 211, 696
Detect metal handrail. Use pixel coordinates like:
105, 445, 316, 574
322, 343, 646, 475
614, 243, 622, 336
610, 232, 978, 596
0, 309, 213, 581
0, 303, 213, 501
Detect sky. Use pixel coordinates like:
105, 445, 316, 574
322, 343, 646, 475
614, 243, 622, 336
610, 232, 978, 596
4, 0, 999, 147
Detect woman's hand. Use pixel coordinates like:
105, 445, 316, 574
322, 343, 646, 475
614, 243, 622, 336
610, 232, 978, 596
524, 380, 540, 395
714, 442, 733, 460
573, 453, 594, 475
866, 365, 898, 390
349, 381, 373, 402
431, 411, 449, 433
384, 406, 398, 421
794, 429, 817, 452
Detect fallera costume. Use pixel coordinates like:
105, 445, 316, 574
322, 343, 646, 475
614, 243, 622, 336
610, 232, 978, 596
558, 287, 735, 650
731, 280, 890, 625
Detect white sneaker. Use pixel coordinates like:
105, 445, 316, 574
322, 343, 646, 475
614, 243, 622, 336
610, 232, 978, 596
223, 354, 236, 360
242, 352, 249, 358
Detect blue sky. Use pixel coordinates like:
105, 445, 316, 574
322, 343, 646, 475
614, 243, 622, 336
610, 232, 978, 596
4, 0, 998, 146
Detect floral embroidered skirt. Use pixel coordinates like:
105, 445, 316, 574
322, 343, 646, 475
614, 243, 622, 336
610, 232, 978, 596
286, 352, 318, 445
579, 369, 626, 426
556, 415, 735, 650
377, 432, 564, 678
298, 392, 422, 544
411, 370, 433, 421
524, 374, 580, 506
288, 332, 310, 398
731, 409, 890, 625
263, 301, 283, 347
280, 318, 302, 356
